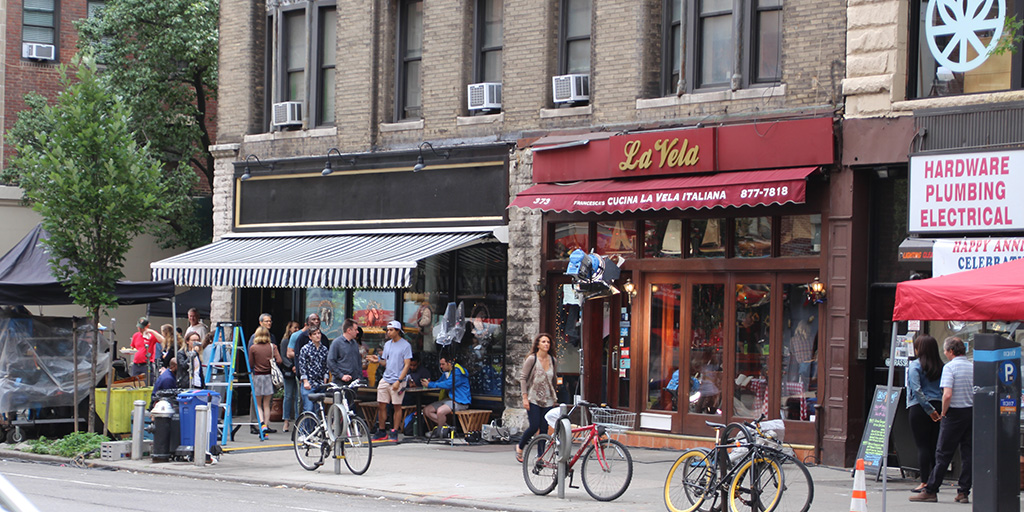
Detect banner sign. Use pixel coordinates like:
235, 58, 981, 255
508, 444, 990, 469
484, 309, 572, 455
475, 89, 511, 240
932, 238, 1024, 276
909, 149, 1024, 233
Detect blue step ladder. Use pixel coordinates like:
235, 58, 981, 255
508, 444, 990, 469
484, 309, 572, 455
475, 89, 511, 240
204, 322, 266, 443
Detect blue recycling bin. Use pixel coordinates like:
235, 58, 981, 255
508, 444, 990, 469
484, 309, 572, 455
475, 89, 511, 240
177, 390, 220, 450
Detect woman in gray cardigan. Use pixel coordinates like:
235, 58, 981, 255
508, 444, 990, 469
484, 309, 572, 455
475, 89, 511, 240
516, 333, 558, 462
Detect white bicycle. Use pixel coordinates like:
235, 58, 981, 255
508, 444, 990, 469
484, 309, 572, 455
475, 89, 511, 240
293, 380, 373, 474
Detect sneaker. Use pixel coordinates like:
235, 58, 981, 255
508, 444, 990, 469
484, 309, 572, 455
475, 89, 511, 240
909, 492, 937, 502
389, 429, 400, 444
371, 430, 388, 441
955, 493, 969, 504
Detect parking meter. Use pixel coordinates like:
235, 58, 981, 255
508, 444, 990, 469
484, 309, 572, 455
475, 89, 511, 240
973, 333, 1021, 511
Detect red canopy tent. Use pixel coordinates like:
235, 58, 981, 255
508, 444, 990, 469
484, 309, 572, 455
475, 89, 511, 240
892, 257, 1024, 321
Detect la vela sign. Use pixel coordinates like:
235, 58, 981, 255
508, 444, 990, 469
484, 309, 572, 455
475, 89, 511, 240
909, 149, 1024, 233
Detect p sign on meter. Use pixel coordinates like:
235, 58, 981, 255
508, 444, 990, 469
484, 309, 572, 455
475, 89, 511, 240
999, 360, 1017, 387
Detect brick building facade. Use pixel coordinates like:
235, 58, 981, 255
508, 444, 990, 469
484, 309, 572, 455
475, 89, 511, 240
200, 0, 873, 464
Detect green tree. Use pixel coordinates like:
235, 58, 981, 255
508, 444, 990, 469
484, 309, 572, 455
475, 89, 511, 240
76, 0, 218, 247
9, 55, 167, 433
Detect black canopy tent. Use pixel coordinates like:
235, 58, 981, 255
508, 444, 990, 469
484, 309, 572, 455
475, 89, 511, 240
0, 224, 175, 306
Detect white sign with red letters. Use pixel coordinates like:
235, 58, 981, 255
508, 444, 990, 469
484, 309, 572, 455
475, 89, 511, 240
932, 238, 1024, 277
909, 149, 1024, 233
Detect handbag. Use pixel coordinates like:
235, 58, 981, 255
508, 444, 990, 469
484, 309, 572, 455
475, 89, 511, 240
270, 345, 284, 389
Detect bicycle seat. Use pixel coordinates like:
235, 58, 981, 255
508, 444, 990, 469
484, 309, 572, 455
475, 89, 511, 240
705, 420, 726, 430
307, 392, 326, 403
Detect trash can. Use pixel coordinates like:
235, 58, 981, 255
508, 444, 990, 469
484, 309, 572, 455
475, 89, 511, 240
177, 390, 221, 450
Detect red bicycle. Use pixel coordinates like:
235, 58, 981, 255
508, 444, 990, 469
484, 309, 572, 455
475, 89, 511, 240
522, 401, 634, 501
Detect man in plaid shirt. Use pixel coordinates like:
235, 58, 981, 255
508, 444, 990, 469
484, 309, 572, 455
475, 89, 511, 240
298, 328, 330, 414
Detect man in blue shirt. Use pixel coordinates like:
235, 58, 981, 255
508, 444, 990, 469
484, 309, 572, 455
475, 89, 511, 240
910, 336, 973, 504
421, 355, 471, 436
327, 319, 363, 386
152, 358, 178, 401
368, 320, 412, 442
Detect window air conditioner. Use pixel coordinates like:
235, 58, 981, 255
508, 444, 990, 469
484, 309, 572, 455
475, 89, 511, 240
552, 74, 589, 104
467, 82, 502, 112
272, 101, 303, 127
22, 43, 56, 61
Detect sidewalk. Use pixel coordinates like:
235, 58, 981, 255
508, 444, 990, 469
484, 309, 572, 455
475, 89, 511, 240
2, 428, 1018, 511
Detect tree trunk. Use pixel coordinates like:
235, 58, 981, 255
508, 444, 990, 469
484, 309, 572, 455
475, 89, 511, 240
88, 308, 100, 434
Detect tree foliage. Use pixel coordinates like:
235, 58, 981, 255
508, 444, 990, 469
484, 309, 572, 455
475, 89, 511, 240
75, 0, 218, 248
11, 55, 167, 311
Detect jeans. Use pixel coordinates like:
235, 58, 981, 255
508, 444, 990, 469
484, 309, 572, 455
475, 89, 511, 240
282, 376, 298, 421
299, 384, 322, 415
926, 407, 972, 495
518, 403, 554, 450
908, 401, 942, 484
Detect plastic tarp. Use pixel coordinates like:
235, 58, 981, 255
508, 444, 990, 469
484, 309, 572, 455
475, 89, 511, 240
0, 313, 111, 413
892, 257, 1024, 321
0, 224, 174, 306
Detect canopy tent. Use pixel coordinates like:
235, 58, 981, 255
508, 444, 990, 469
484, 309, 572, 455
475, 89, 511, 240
892, 257, 1024, 321
147, 287, 211, 319
0, 224, 175, 306
880, 257, 1024, 511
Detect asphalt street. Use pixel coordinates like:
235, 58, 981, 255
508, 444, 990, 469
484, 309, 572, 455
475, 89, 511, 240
2, 429, 1022, 511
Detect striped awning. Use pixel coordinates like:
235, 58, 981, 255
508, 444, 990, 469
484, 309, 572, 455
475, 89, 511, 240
151, 231, 490, 289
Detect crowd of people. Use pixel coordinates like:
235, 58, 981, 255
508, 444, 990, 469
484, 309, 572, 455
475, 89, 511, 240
134, 309, 483, 441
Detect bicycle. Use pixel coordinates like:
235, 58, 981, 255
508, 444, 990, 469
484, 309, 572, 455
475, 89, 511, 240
522, 401, 634, 501
293, 380, 373, 475
663, 416, 812, 512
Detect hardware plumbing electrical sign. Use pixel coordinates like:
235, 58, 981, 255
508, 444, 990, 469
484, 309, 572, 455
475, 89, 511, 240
909, 149, 1024, 233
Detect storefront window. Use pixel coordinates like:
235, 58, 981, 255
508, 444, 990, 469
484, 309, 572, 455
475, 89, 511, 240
457, 245, 507, 397
305, 288, 348, 340
552, 222, 588, 259
409, 253, 452, 353
688, 218, 725, 258
735, 283, 770, 417
643, 219, 683, 258
648, 281, 681, 410
596, 221, 636, 256
554, 282, 582, 376
780, 283, 818, 421
780, 215, 821, 257
735, 217, 772, 258
909, 0, 1022, 99
353, 290, 396, 351
688, 283, 724, 416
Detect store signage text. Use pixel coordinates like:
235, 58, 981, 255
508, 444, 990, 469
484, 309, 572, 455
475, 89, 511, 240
909, 149, 1024, 234
618, 138, 701, 172
932, 238, 1024, 277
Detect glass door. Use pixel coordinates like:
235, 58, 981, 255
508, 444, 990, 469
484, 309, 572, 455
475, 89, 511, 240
681, 277, 727, 432
733, 276, 773, 419
645, 275, 682, 414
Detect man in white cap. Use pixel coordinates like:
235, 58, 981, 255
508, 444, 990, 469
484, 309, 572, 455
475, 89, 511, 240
367, 320, 412, 442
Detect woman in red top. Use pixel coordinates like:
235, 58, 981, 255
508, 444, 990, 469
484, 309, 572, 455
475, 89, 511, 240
130, 317, 165, 384
249, 326, 283, 434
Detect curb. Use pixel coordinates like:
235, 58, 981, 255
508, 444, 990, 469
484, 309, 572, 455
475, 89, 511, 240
0, 448, 535, 512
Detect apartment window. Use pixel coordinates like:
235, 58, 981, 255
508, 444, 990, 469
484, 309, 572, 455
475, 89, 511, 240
86, 0, 104, 18
318, 7, 336, 125
267, 2, 335, 130
475, 0, 503, 83
560, 0, 591, 75
677, 0, 783, 91
396, 0, 423, 120
908, 0, 1022, 98
283, 10, 306, 102
23, 0, 57, 45
752, 0, 782, 82
662, 0, 683, 95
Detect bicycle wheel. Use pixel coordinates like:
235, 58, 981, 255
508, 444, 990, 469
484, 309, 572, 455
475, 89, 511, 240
730, 450, 813, 512
665, 448, 719, 512
343, 416, 373, 475
522, 434, 557, 496
293, 412, 326, 471
581, 438, 633, 501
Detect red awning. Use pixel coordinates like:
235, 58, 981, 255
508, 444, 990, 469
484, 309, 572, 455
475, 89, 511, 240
892, 257, 1024, 321
509, 167, 818, 214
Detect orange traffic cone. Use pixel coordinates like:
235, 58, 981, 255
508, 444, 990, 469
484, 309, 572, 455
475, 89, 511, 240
850, 458, 867, 512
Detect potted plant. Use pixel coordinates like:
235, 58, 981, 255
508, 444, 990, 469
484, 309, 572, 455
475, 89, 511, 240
270, 387, 284, 422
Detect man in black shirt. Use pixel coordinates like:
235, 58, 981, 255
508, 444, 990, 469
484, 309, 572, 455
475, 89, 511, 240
328, 318, 363, 385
